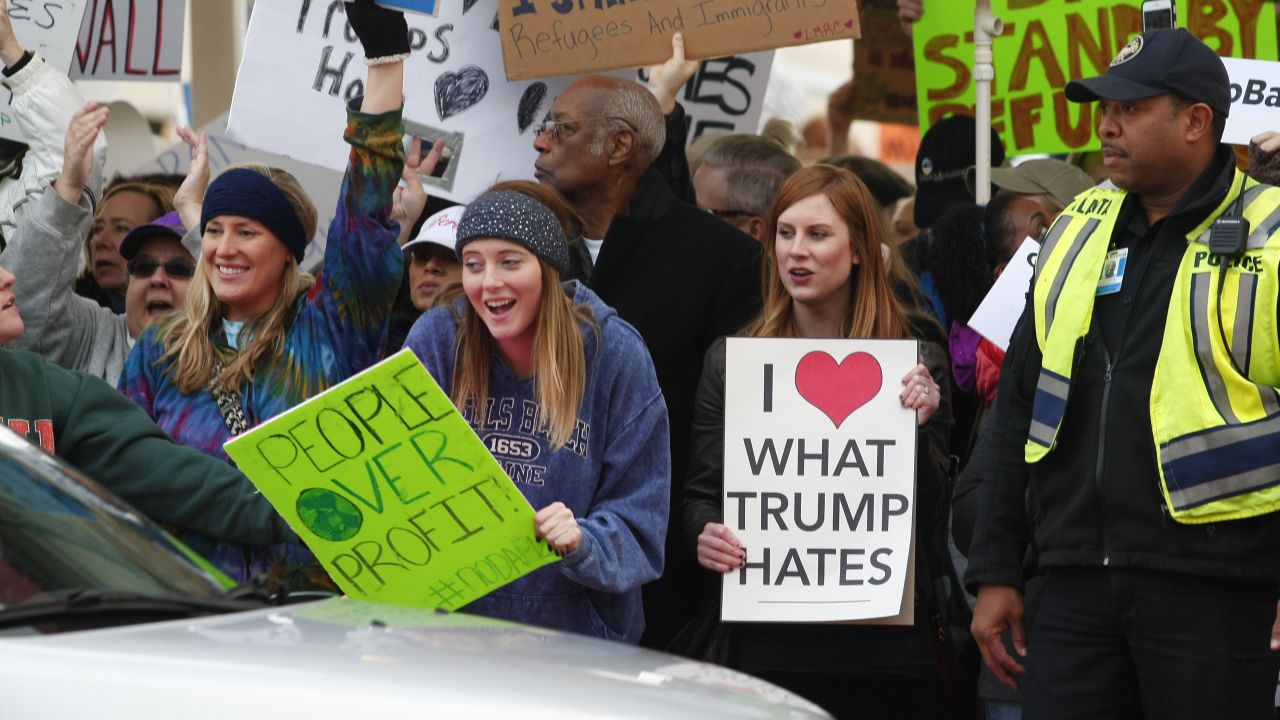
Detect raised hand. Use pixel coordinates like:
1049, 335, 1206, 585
53, 103, 109, 206
0, 0, 25, 68
173, 126, 209, 233
645, 32, 700, 114
392, 136, 446, 246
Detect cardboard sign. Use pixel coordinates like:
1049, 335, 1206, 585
721, 338, 918, 623
224, 349, 560, 612
496, 0, 855, 80
135, 112, 345, 272
914, 0, 1278, 156
969, 237, 1038, 351
0, 0, 90, 142
1222, 56, 1280, 144
229, 0, 772, 204
850, 0, 916, 125
70, 0, 185, 80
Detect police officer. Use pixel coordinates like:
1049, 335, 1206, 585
966, 28, 1280, 719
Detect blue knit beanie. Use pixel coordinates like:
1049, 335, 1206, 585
455, 190, 571, 275
200, 168, 309, 262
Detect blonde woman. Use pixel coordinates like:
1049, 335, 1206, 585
75, 176, 176, 312
120, 0, 411, 587
404, 189, 670, 644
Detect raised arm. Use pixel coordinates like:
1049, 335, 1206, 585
302, 0, 409, 372
2, 104, 127, 382
0, 0, 106, 240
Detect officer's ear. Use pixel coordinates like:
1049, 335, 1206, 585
1182, 102, 1216, 145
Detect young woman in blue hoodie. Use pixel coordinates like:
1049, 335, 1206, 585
404, 188, 670, 644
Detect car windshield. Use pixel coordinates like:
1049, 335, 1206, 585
0, 428, 229, 632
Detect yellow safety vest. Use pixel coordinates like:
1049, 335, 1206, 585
1024, 169, 1280, 524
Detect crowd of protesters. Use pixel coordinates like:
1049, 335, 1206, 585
5, 0, 1280, 717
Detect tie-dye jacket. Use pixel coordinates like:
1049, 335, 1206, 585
119, 101, 405, 589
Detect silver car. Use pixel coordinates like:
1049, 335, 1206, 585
0, 427, 829, 719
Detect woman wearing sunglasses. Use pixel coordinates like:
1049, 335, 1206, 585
118, 0, 410, 589
0, 102, 195, 383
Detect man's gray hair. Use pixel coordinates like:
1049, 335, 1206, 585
588, 82, 666, 166
701, 134, 802, 218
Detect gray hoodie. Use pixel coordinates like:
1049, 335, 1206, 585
0, 189, 130, 384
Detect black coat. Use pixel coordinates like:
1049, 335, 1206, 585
588, 167, 762, 647
680, 334, 954, 675
966, 145, 1280, 592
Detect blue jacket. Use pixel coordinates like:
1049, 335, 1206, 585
404, 281, 670, 643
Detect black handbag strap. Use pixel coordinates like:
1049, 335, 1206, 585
209, 358, 248, 436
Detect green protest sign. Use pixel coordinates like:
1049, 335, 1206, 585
224, 348, 559, 611
913, 0, 1278, 155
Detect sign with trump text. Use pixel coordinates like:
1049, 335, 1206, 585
721, 338, 917, 623
224, 349, 559, 612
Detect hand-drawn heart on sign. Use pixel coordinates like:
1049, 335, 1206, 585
517, 82, 547, 133
435, 65, 490, 120
794, 351, 882, 428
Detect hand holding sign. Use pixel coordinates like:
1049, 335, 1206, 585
645, 33, 700, 114
535, 501, 581, 556
898, 359, 940, 426
697, 522, 745, 574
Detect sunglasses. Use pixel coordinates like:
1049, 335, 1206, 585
128, 257, 196, 279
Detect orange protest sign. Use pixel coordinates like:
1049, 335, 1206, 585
498, 0, 861, 79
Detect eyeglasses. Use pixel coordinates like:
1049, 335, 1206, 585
702, 207, 756, 220
128, 257, 196, 279
533, 116, 637, 142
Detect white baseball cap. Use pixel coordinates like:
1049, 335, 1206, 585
404, 205, 465, 254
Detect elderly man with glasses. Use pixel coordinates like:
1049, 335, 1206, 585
532, 71, 762, 650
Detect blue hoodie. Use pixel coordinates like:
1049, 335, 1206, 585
404, 281, 670, 644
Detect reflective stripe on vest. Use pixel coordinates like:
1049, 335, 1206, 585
1151, 174, 1280, 522
1023, 187, 1124, 460
1025, 170, 1280, 522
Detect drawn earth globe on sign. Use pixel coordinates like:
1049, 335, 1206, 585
296, 488, 363, 541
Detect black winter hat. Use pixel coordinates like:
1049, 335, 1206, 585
914, 115, 1006, 229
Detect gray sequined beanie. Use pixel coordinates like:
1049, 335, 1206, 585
455, 190, 571, 275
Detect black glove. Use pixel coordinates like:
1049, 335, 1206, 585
344, 1, 410, 64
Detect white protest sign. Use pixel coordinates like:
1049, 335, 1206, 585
134, 113, 346, 272
722, 337, 917, 623
638, 50, 774, 140
0, 0, 89, 142
1223, 56, 1280, 146
229, 0, 771, 204
70, 0, 184, 80
969, 237, 1038, 352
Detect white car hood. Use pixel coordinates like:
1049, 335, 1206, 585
0, 598, 829, 719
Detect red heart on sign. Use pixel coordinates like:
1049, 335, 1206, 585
793, 30, 802, 39
794, 351, 882, 428
844, 19, 854, 28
